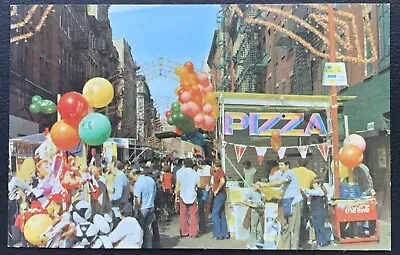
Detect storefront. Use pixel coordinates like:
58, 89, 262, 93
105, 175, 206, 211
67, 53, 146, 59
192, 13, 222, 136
339, 70, 390, 223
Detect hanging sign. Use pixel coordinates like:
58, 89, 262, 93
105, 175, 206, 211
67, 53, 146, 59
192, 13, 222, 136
224, 112, 327, 136
322, 62, 348, 86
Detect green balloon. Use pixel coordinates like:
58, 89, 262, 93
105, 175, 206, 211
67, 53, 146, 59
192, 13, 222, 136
29, 103, 41, 113
167, 117, 175, 125
31, 95, 43, 105
171, 102, 181, 112
171, 112, 180, 122
177, 113, 186, 122
41, 102, 57, 114
78, 113, 112, 146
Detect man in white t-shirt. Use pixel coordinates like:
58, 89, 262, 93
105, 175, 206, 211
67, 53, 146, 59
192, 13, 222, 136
196, 160, 212, 233
243, 160, 257, 187
175, 158, 200, 237
108, 203, 143, 248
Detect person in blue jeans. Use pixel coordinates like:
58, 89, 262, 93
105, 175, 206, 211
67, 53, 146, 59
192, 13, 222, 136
129, 168, 157, 248
211, 160, 229, 240
303, 177, 330, 247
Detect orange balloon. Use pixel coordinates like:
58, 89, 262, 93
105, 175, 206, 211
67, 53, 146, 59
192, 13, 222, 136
192, 96, 203, 106
184, 61, 195, 73
271, 139, 281, 153
271, 130, 280, 140
339, 145, 363, 169
175, 87, 180, 95
50, 120, 81, 150
189, 73, 199, 85
181, 81, 191, 90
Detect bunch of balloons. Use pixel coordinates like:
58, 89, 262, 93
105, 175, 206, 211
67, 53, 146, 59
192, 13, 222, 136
166, 102, 196, 134
270, 130, 282, 152
50, 77, 113, 150
338, 134, 366, 169
29, 95, 57, 114
166, 61, 219, 146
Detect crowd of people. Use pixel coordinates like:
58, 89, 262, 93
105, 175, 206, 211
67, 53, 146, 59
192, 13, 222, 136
241, 158, 377, 250
7, 148, 233, 248
8, 146, 377, 250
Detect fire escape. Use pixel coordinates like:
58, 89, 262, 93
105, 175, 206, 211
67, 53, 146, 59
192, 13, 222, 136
221, 5, 269, 93
275, 5, 326, 95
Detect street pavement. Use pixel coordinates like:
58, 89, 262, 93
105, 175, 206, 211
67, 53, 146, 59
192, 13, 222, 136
159, 215, 391, 250
159, 215, 247, 249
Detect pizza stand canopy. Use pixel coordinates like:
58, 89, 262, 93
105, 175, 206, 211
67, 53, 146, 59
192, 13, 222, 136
214, 92, 356, 184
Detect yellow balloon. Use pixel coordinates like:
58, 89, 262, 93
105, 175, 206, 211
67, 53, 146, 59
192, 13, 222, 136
204, 93, 216, 104
331, 160, 350, 179
16, 157, 35, 182
83, 77, 114, 108
174, 66, 183, 76
175, 87, 180, 95
24, 214, 53, 247
212, 108, 219, 119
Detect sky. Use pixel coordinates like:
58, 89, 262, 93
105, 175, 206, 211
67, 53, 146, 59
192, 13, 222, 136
109, 4, 220, 116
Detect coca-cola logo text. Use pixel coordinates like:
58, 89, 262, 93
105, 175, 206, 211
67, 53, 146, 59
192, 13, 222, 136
344, 204, 370, 214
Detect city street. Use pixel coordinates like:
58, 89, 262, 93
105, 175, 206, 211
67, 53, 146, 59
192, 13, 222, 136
159, 216, 391, 250
8, 3, 390, 251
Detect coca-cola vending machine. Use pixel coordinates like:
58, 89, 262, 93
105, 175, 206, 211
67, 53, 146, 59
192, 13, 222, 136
329, 198, 379, 244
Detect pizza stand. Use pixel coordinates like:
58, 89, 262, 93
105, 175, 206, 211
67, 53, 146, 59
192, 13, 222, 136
214, 92, 378, 247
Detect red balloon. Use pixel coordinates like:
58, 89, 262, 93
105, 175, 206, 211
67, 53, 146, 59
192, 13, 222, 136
198, 73, 209, 87
181, 103, 190, 115
165, 110, 172, 118
203, 115, 215, 131
339, 145, 363, 168
176, 128, 183, 136
177, 88, 184, 96
188, 101, 200, 117
58, 92, 90, 125
194, 113, 205, 126
179, 91, 192, 103
50, 120, 81, 150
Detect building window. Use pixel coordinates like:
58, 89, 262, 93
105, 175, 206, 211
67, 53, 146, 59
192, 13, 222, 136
281, 80, 286, 94
377, 4, 390, 71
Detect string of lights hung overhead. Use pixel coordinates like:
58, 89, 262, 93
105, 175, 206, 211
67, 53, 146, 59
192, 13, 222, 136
231, 4, 378, 64
10, 5, 54, 43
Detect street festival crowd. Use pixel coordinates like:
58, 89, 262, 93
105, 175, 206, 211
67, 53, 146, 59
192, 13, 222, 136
8, 149, 378, 249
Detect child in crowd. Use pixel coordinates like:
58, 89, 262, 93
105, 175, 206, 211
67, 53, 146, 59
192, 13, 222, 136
302, 177, 330, 248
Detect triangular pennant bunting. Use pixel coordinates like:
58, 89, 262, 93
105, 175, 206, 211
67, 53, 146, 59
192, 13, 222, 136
255, 147, 268, 165
317, 144, 329, 161
234, 144, 247, 163
277, 147, 287, 159
297, 146, 309, 159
